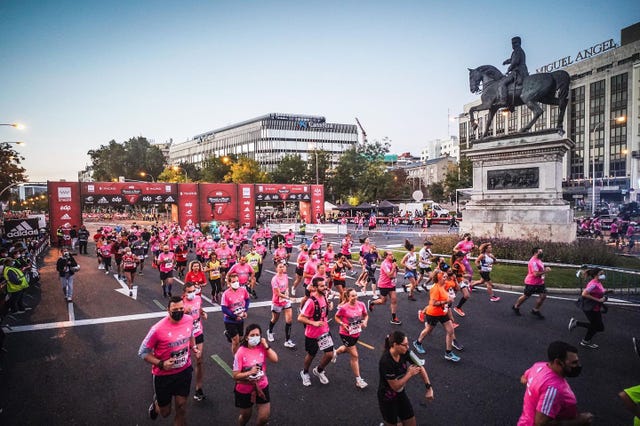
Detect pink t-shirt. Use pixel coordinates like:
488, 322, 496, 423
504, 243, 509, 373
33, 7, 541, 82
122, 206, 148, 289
303, 259, 319, 285
524, 256, 545, 286
221, 287, 250, 322
216, 247, 235, 268
271, 273, 289, 307
139, 316, 194, 376
336, 301, 367, 338
585, 279, 605, 312
183, 296, 204, 337
518, 362, 577, 425
157, 252, 175, 273
301, 294, 330, 338
340, 238, 352, 255
458, 240, 474, 254
296, 251, 309, 268
284, 232, 295, 248
233, 345, 269, 394
273, 247, 287, 262
228, 263, 254, 285
377, 259, 396, 289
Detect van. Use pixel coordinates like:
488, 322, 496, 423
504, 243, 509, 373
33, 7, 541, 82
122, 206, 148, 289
423, 201, 450, 217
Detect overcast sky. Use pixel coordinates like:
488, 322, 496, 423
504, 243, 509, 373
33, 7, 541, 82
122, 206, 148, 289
0, 0, 637, 182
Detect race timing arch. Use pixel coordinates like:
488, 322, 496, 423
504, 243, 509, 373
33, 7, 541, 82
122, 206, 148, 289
47, 181, 324, 238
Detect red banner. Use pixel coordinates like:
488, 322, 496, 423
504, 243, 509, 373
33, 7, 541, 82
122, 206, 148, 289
81, 182, 177, 205
237, 184, 255, 228
254, 184, 311, 202
310, 185, 325, 224
177, 183, 200, 228
48, 181, 82, 241
198, 183, 238, 224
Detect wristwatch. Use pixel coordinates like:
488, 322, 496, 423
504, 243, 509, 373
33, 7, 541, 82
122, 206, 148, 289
425, 382, 432, 390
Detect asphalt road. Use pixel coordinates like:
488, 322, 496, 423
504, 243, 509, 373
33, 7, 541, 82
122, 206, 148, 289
1, 231, 639, 426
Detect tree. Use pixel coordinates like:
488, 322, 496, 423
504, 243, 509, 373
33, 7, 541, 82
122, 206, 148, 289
304, 150, 331, 185
200, 154, 236, 183
426, 181, 446, 202
88, 137, 165, 181
227, 156, 270, 183
0, 143, 27, 201
270, 154, 307, 184
443, 156, 473, 201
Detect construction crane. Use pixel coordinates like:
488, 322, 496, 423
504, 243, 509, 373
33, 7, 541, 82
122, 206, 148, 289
355, 117, 368, 144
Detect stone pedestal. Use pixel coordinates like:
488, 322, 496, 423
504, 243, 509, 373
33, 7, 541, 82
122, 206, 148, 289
460, 131, 576, 243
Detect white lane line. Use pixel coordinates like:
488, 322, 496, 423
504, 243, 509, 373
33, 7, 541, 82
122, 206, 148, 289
68, 302, 75, 322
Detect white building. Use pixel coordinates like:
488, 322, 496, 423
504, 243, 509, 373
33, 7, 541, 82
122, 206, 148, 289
420, 136, 460, 163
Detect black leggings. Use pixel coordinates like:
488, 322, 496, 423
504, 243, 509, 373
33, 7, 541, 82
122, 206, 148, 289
576, 310, 604, 341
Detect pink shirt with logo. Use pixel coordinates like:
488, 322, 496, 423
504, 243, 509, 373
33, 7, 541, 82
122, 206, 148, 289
221, 287, 250, 322
377, 258, 396, 289
336, 301, 367, 338
228, 262, 254, 285
303, 259, 319, 285
585, 279, 605, 312
216, 247, 234, 268
518, 362, 577, 425
233, 345, 269, 393
183, 295, 204, 337
157, 252, 175, 273
301, 294, 330, 338
271, 273, 289, 307
139, 316, 194, 376
284, 232, 295, 248
524, 256, 545, 286
340, 238, 352, 255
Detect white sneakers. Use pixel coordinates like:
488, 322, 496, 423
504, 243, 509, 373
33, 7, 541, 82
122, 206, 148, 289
284, 339, 296, 348
300, 370, 311, 387
267, 331, 275, 342
312, 367, 329, 384
355, 377, 368, 389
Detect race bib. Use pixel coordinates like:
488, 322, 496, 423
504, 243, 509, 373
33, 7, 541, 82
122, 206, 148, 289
347, 322, 361, 335
447, 288, 456, 301
165, 262, 173, 269
317, 332, 334, 350
193, 318, 202, 334
171, 347, 189, 369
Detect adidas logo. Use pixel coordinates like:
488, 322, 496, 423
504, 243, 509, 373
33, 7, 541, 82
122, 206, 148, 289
61, 213, 71, 220
7, 221, 39, 238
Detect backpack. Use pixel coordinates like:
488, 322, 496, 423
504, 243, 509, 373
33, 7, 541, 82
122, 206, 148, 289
309, 295, 328, 321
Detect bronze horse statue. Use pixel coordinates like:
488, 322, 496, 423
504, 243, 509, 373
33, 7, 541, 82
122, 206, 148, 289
467, 65, 570, 138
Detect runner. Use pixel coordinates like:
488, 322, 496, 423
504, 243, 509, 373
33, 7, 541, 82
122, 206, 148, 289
245, 245, 263, 285
272, 242, 288, 267
297, 276, 335, 386
121, 247, 139, 297
331, 254, 352, 300
157, 245, 176, 298
378, 331, 434, 426
205, 252, 223, 304
98, 239, 113, 275
513, 247, 550, 318
453, 233, 476, 279
138, 296, 200, 424
229, 255, 257, 299
357, 243, 379, 298
182, 282, 208, 402
368, 250, 401, 325
232, 324, 278, 426
291, 243, 309, 296
174, 240, 189, 279
340, 233, 353, 260
400, 240, 419, 300
417, 240, 434, 290
333, 288, 369, 389
215, 240, 235, 284
412, 266, 461, 363
471, 243, 501, 302
131, 235, 147, 276
451, 251, 472, 317
568, 267, 608, 349
284, 228, 296, 262
267, 262, 296, 349
184, 261, 207, 294
221, 273, 251, 354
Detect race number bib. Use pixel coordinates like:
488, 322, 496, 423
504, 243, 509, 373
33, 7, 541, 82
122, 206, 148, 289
171, 347, 189, 369
347, 322, 362, 335
193, 318, 202, 334
317, 332, 334, 350
164, 262, 173, 269
447, 288, 456, 302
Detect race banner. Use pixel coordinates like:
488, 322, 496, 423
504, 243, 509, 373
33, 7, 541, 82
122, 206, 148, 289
81, 182, 177, 206
254, 184, 311, 202
310, 185, 325, 224
237, 184, 255, 228
47, 181, 82, 242
177, 183, 200, 228
4, 218, 40, 240
199, 183, 238, 224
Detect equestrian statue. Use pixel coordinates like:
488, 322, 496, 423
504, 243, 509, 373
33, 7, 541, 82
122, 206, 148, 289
467, 36, 570, 139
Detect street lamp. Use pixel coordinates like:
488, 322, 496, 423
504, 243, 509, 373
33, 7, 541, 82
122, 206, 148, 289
590, 115, 626, 215
172, 165, 188, 181
0, 123, 25, 129
139, 171, 156, 182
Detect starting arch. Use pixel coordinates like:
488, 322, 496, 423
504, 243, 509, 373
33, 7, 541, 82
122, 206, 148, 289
47, 181, 324, 238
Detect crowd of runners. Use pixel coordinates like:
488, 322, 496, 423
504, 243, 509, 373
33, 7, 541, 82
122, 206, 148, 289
74, 219, 637, 425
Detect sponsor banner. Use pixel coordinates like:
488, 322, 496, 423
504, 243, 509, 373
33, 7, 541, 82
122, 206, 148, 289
177, 183, 200, 228
48, 181, 82, 241
310, 185, 325, 224
81, 182, 177, 205
237, 184, 255, 228
4, 218, 40, 239
254, 184, 310, 202
199, 183, 238, 224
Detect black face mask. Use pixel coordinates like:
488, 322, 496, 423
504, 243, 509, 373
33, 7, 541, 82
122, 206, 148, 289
564, 363, 582, 378
170, 311, 184, 321
537, 253, 544, 260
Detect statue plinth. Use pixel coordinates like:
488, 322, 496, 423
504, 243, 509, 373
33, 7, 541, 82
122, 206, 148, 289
460, 131, 576, 242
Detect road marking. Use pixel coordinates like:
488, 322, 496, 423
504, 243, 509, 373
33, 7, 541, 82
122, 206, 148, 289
113, 274, 137, 299
153, 299, 166, 310
211, 354, 233, 377
68, 302, 75, 322
357, 340, 375, 350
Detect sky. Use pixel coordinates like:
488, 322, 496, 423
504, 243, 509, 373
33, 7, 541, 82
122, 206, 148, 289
0, 0, 638, 182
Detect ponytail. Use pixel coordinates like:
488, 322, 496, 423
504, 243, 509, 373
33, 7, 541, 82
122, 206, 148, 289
384, 330, 406, 350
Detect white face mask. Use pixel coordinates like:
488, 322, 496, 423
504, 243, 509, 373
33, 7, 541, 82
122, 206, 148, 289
230, 281, 240, 290
598, 274, 606, 280
186, 292, 196, 301
247, 336, 261, 346
311, 255, 318, 260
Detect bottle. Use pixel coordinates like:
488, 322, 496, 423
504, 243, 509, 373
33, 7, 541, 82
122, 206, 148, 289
408, 350, 425, 366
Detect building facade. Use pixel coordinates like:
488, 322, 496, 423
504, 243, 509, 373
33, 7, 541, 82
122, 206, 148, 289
404, 156, 457, 191
458, 22, 640, 205
169, 113, 358, 173
420, 136, 460, 163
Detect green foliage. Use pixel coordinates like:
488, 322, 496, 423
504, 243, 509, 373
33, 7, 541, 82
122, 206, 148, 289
426, 182, 446, 202
88, 137, 165, 182
200, 154, 236, 183
270, 154, 307, 184
304, 150, 330, 185
228, 156, 270, 183
443, 156, 473, 198
0, 144, 27, 200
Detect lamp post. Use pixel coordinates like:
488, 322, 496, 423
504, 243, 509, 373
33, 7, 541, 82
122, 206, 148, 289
172, 166, 188, 182
590, 116, 626, 216
139, 171, 156, 182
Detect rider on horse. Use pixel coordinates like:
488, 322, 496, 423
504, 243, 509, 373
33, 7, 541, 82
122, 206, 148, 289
498, 36, 529, 110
